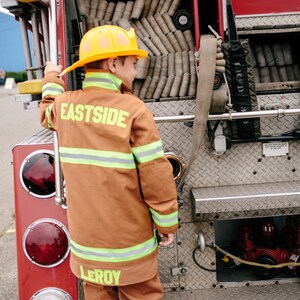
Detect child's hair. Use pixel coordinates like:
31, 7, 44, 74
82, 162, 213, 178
85, 57, 127, 69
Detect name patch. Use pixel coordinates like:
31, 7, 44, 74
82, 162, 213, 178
79, 265, 121, 285
61, 103, 129, 128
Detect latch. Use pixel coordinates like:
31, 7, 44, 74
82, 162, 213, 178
171, 267, 189, 276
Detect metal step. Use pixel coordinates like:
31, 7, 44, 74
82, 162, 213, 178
191, 181, 300, 220
164, 282, 300, 300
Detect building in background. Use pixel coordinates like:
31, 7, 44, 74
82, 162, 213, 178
0, 12, 27, 72
0, 68, 5, 85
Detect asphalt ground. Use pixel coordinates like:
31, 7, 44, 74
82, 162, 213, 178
0, 85, 42, 299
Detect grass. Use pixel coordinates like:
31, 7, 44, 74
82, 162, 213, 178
5, 71, 28, 83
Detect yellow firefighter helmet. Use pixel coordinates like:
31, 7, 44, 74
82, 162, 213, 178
61, 25, 148, 75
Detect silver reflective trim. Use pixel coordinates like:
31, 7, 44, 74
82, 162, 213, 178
42, 86, 64, 93
19, 149, 55, 199
133, 146, 164, 158
70, 238, 156, 261
152, 214, 178, 224
83, 78, 120, 89
60, 152, 134, 165
30, 287, 72, 300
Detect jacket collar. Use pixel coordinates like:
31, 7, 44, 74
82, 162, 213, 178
82, 70, 123, 91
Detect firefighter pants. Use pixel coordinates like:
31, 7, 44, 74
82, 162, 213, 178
83, 272, 163, 300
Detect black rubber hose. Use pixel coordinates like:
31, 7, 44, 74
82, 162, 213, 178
192, 247, 217, 272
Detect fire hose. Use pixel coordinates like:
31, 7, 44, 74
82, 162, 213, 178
192, 243, 300, 273
78, 0, 197, 100
177, 34, 219, 189
211, 243, 300, 269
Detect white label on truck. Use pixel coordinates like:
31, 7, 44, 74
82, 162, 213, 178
262, 142, 289, 157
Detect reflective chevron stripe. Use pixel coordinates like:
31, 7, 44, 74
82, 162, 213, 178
150, 208, 178, 228
83, 72, 122, 90
59, 147, 136, 169
132, 140, 164, 163
70, 235, 157, 262
45, 103, 54, 129
42, 82, 64, 98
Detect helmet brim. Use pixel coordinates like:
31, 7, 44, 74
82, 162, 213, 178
60, 49, 148, 76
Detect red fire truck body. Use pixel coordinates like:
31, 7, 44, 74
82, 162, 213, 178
3, 0, 300, 298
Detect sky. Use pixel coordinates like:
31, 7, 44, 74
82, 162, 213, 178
0, 7, 27, 72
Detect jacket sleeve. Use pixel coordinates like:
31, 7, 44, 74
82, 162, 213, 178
131, 105, 178, 234
40, 71, 65, 130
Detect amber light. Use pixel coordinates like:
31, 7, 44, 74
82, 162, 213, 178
23, 219, 70, 267
20, 150, 56, 198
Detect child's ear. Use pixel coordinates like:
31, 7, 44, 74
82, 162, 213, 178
107, 57, 117, 73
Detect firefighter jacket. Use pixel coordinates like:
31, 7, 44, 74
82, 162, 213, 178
40, 69, 178, 286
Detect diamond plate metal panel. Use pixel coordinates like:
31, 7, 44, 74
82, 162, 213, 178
147, 100, 194, 163
15, 129, 53, 146
257, 94, 300, 136
147, 96, 300, 294
164, 282, 300, 300
165, 219, 300, 297
185, 140, 300, 187
158, 122, 193, 163
176, 222, 217, 290
196, 207, 300, 221
147, 95, 300, 221
158, 244, 180, 289
147, 100, 195, 222
235, 14, 300, 30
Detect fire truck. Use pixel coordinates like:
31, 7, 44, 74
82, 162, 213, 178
2, 0, 300, 298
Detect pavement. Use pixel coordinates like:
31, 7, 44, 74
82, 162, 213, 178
0, 85, 42, 299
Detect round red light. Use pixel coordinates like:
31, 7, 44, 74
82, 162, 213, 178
20, 150, 56, 198
23, 219, 70, 267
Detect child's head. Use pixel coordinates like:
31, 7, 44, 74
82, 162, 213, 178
86, 55, 138, 87
61, 25, 147, 80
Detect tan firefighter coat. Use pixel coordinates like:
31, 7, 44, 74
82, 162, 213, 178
40, 69, 178, 286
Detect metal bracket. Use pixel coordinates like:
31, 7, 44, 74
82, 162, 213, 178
171, 267, 189, 276
23, 101, 40, 110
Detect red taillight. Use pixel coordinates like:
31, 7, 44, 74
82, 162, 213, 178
20, 150, 55, 198
23, 219, 70, 267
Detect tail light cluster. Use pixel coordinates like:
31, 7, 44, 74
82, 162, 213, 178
14, 147, 76, 299
20, 151, 69, 268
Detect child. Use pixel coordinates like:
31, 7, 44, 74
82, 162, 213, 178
40, 25, 178, 299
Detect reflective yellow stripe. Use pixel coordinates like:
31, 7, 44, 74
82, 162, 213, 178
150, 208, 178, 228
83, 72, 122, 90
42, 82, 64, 98
132, 140, 164, 163
70, 236, 157, 263
45, 103, 53, 129
59, 146, 136, 169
